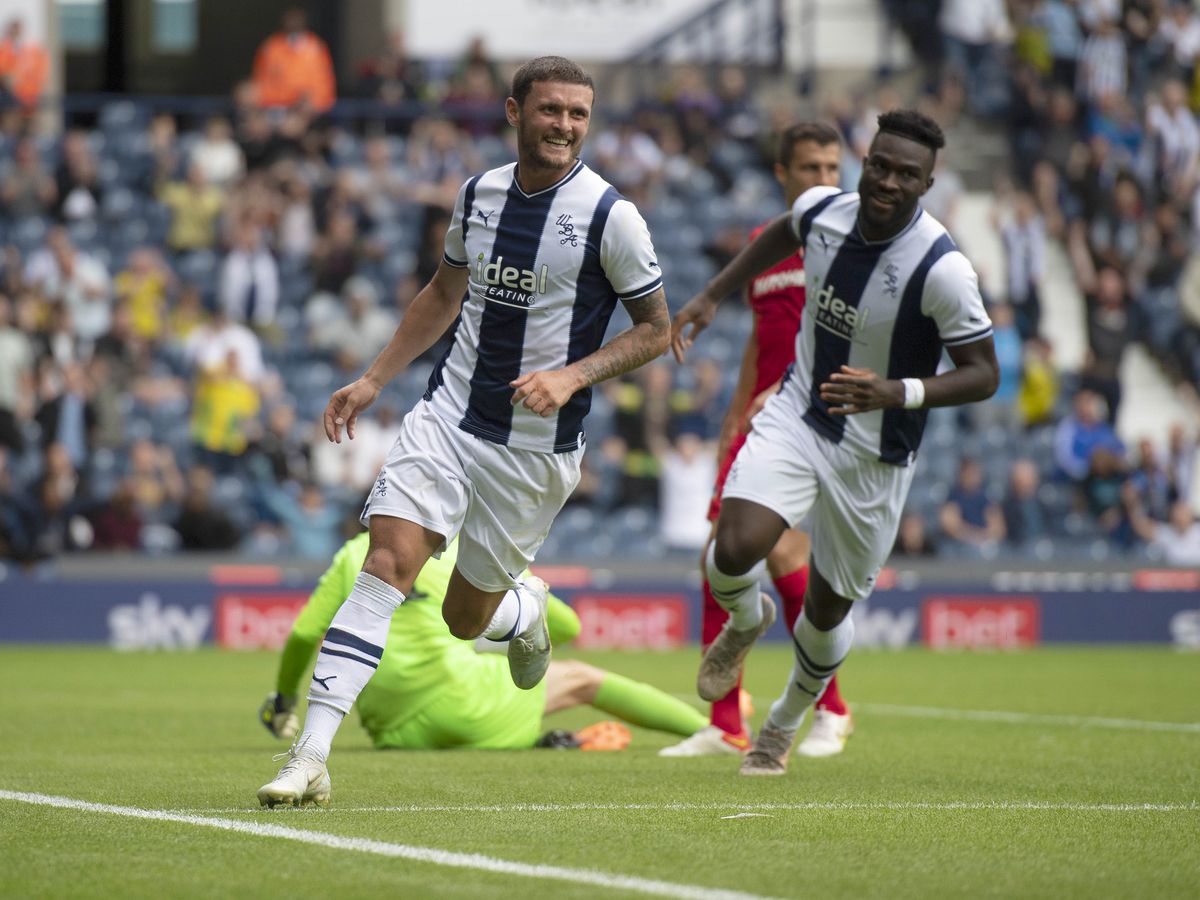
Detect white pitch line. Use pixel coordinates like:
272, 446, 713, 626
856, 703, 1200, 734
0, 790, 781, 900
167, 800, 1198, 814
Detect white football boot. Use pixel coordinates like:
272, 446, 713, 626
257, 736, 331, 808
508, 577, 551, 690
658, 725, 748, 757
796, 709, 853, 758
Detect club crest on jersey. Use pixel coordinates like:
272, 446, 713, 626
476, 253, 549, 307
813, 283, 870, 342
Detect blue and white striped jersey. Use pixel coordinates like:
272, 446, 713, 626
429, 160, 662, 453
786, 185, 993, 466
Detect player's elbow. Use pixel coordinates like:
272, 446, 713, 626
979, 360, 1001, 401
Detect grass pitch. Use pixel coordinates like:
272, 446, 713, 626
0, 645, 1197, 899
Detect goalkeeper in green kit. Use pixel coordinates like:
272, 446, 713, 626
260, 532, 708, 764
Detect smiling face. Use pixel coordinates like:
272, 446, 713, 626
507, 80, 593, 190
857, 131, 935, 241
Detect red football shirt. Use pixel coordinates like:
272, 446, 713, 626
743, 222, 806, 406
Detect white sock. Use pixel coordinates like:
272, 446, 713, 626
482, 586, 536, 641
301, 572, 404, 762
706, 543, 766, 630
296, 702, 343, 763
767, 611, 855, 732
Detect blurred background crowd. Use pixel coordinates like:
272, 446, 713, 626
0, 0, 1198, 568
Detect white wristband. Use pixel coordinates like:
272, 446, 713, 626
901, 378, 925, 410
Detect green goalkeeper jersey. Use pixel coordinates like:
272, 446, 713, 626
276, 533, 578, 743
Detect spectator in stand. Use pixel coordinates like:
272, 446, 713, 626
1146, 80, 1199, 199
939, 0, 1012, 117
126, 438, 184, 526
1166, 423, 1196, 502
445, 61, 504, 138
255, 473, 343, 560
307, 275, 397, 373
658, 427, 717, 553
1, 244, 25, 297
1080, 265, 1135, 423
251, 8, 335, 114
1055, 387, 1125, 482
999, 189, 1046, 340
54, 130, 102, 223
190, 116, 246, 189
1159, 1, 1200, 81
238, 107, 288, 173
979, 302, 1023, 428
1, 136, 56, 219
1123, 484, 1200, 565
593, 117, 665, 208
714, 65, 763, 145
0, 293, 34, 453
174, 466, 241, 551
1002, 458, 1052, 549
250, 403, 310, 485
310, 208, 377, 297
940, 458, 1007, 556
157, 162, 225, 255
353, 136, 408, 225
114, 247, 174, 345
405, 117, 479, 210
356, 29, 425, 107
27, 449, 85, 560
1129, 437, 1174, 521
276, 174, 317, 261
146, 112, 181, 183
219, 219, 280, 332
189, 348, 261, 475
24, 227, 113, 348
183, 305, 264, 387
89, 478, 142, 551
1034, 0, 1085, 90
0, 18, 48, 112
1077, 14, 1128, 105
34, 362, 96, 471
893, 510, 938, 558
165, 282, 208, 351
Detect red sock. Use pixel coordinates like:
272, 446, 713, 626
816, 674, 848, 715
773, 565, 808, 632
702, 579, 745, 737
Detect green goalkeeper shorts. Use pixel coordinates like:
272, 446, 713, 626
363, 654, 546, 750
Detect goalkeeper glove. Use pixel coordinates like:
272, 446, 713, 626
258, 692, 299, 740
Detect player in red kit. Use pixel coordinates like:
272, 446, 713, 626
661, 122, 852, 758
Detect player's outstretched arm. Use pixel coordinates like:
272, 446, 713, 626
510, 288, 671, 417
671, 213, 798, 362
325, 262, 468, 442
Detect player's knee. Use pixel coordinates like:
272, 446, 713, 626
712, 535, 763, 576
442, 605, 487, 641
362, 544, 423, 590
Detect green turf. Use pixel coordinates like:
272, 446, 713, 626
0, 645, 1197, 899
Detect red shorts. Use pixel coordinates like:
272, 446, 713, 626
707, 431, 749, 522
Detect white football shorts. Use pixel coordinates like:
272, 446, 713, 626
361, 400, 583, 592
721, 383, 916, 602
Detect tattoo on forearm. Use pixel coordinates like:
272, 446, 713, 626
575, 292, 671, 386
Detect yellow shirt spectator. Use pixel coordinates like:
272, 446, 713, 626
158, 164, 225, 253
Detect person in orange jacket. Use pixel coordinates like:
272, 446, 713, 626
251, 8, 335, 113
0, 19, 49, 112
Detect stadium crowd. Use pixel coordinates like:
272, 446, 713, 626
0, 3, 1198, 568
